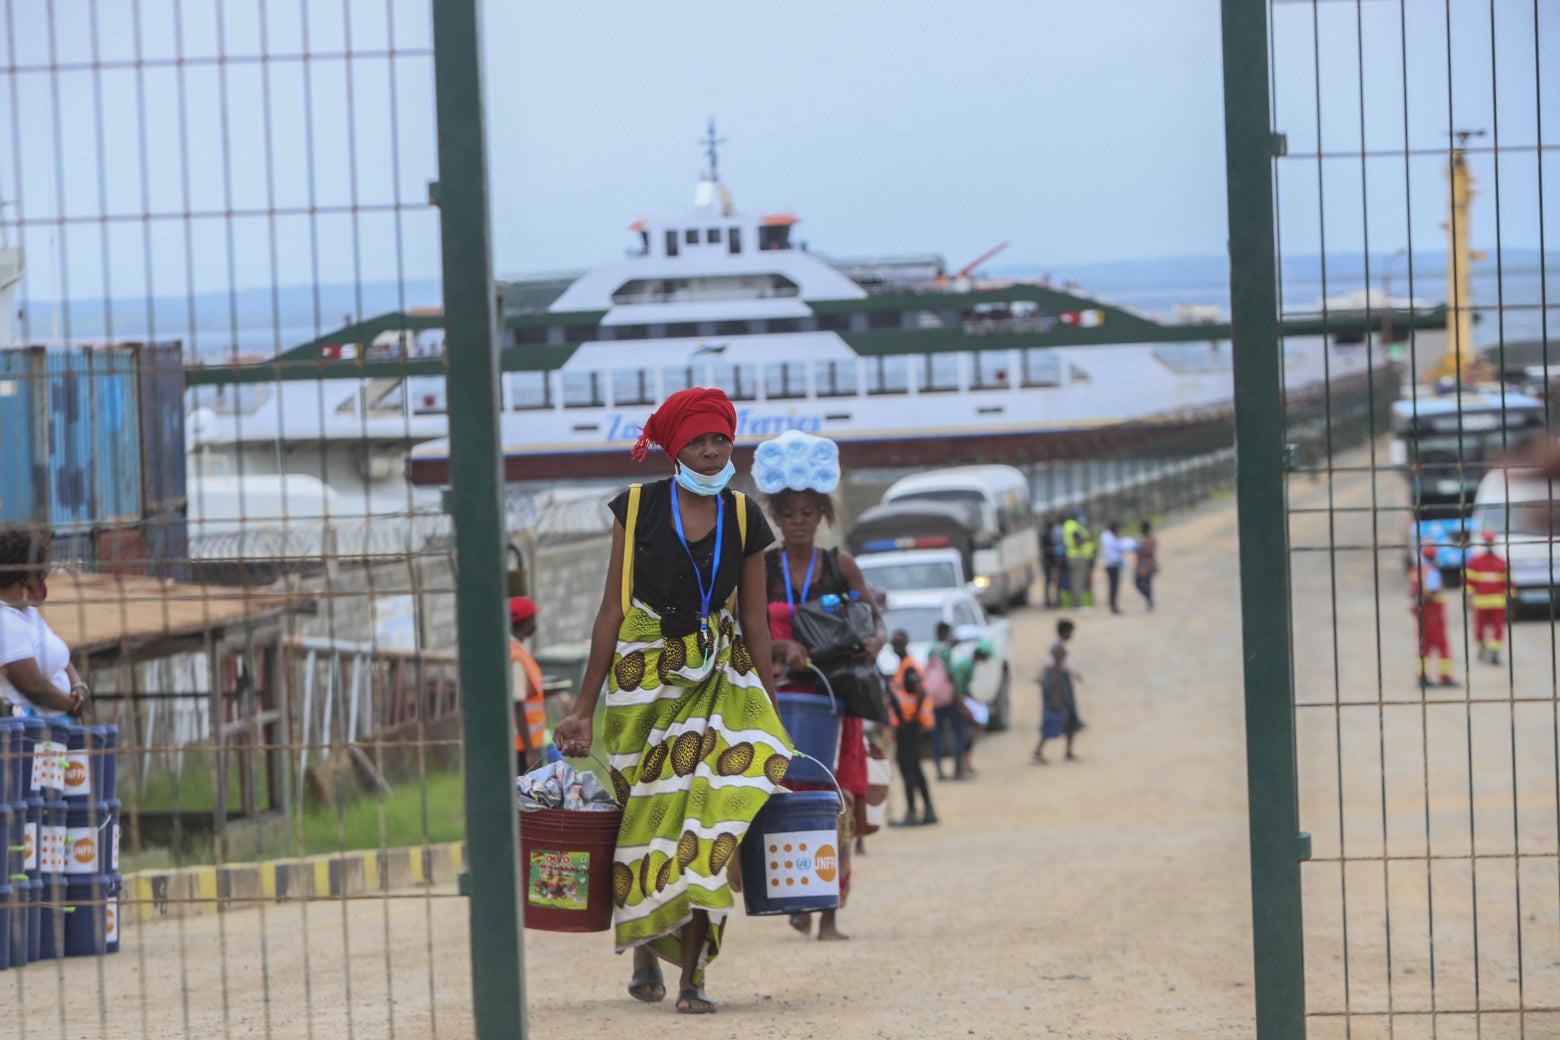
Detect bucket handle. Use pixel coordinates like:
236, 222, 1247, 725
801, 663, 842, 716
786, 750, 848, 820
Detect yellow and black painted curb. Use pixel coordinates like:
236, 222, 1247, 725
122, 841, 467, 926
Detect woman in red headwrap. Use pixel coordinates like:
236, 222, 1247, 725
554, 387, 793, 1015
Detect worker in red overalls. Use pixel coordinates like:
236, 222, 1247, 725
1464, 531, 1510, 666
1411, 545, 1456, 687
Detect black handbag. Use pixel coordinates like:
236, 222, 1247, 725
811, 656, 889, 724
790, 599, 875, 663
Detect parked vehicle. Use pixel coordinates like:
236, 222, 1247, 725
881, 465, 1040, 609
855, 547, 966, 594
873, 587, 1014, 731
1470, 466, 1560, 616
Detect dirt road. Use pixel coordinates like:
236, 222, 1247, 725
17, 454, 1558, 1038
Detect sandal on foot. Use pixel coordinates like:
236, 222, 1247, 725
628, 963, 665, 1004
676, 987, 718, 1014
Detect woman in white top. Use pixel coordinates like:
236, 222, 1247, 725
0, 526, 87, 718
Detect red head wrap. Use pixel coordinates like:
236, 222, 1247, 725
508, 597, 537, 623
630, 387, 737, 463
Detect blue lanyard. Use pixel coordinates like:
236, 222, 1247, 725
783, 548, 818, 614
669, 488, 724, 633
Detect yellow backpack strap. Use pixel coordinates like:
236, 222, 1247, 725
621, 483, 642, 616
726, 492, 749, 613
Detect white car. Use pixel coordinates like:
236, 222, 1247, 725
874, 587, 1015, 731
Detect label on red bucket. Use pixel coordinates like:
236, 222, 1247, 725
527, 850, 590, 911
761, 829, 840, 898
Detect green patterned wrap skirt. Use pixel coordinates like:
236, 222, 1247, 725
604, 601, 793, 980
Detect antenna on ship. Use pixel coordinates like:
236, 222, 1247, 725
700, 117, 726, 183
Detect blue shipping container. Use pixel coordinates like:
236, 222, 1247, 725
90, 348, 143, 524
136, 342, 186, 515
42, 347, 144, 526
0, 350, 42, 524
44, 349, 97, 527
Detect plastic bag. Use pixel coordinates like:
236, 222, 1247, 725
516, 760, 619, 812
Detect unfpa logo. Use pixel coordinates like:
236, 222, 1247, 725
65, 761, 88, 789
72, 836, 96, 865
813, 844, 838, 883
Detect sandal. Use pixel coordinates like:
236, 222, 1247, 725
628, 963, 665, 1004
676, 987, 718, 1014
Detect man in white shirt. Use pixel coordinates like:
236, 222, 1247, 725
1099, 522, 1126, 614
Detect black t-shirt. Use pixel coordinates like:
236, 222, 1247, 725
608, 479, 775, 637
764, 546, 849, 608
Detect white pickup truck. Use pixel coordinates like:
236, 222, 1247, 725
855, 547, 967, 595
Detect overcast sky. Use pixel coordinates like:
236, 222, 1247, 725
0, 0, 1554, 302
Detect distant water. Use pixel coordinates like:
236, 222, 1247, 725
16, 257, 1556, 361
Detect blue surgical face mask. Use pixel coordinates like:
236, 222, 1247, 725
675, 459, 735, 496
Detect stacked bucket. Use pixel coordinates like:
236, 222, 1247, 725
1, 717, 119, 970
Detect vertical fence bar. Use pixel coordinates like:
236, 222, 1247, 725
1219, 2, 1307, 1039
430, 1, 527, 1036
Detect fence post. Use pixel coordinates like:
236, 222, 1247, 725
431, 1, 528, 1036
1220, 1, 1307, 1038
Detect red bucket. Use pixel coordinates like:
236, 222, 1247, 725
518, 805, 623, 932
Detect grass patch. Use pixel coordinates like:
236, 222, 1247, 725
121, 767, 468, 870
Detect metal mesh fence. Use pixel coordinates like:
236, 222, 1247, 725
0, 2, 482, 1035
1227, 1, 1559, 1037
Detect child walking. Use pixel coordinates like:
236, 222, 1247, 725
1033, 619, 1084, 764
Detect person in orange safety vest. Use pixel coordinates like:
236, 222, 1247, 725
1410, 545, 1456, 687
509, 597, 548, 769
886, 630, 937, 827
1464, 531, 1510, 666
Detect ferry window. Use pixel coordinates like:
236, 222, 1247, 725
562, 370, 603, 408
707, 363, 757, 401
868, 310, 900, 330
685, 229, 699, 246
1021, 349, 1062, 388
818, 313, 851, 333
665, 230, 679, 258
506, 371, 551, 411
715, 319, 748, 336
668, 322, 700, 338
814, 361, 859, 398
564, 324, 598, 342
864, 356, 910, 396
922, 354, 960, 393
611, 369, 654, 407
662, 366, 694, 395
514, 325, 548, 346
728, 228, 741, 254
707, 228, 722, 244
758, 225, 790, 251
972, 352, 1011, 389
769, 317, 802, 334
764, 362, 807, 400
637, 230, 649, 256
612, 324, 649, 340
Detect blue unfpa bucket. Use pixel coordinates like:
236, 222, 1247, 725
739, 788, 844, 916
0, 719, 13, 804
775, 692, 841, 787
62, 875, 106, 957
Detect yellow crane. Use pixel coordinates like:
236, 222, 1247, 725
1429, 130, 1489, 386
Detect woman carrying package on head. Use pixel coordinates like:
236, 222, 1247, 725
553, 387, 791, 1016
754, 431, 885, 942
